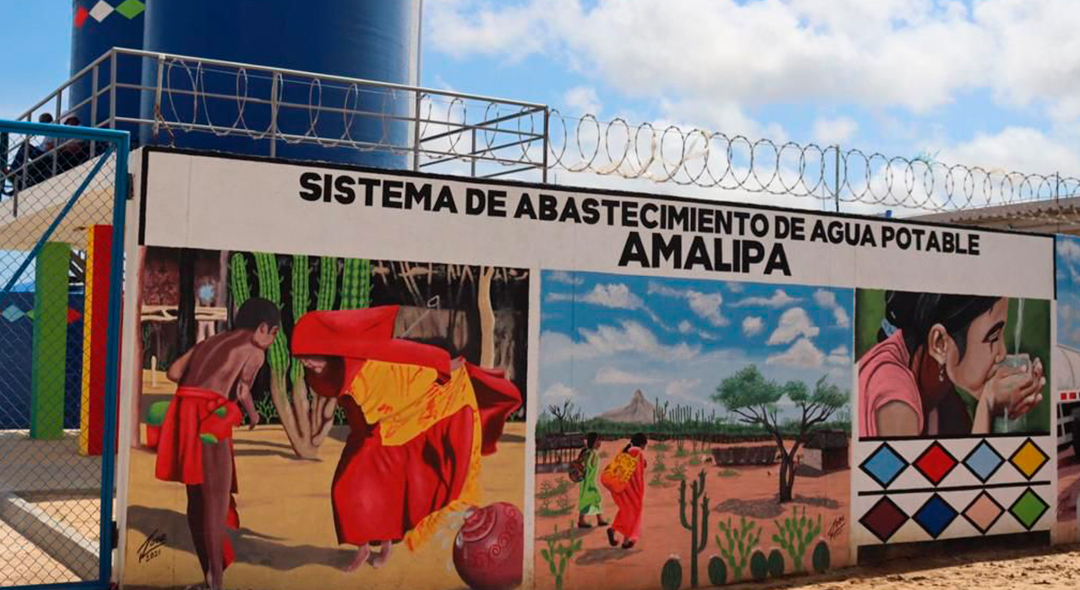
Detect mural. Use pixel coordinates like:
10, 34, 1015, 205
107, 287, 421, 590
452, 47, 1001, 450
534, 271, 853, 589
853, 288, 1053, 551
1056, 235, 1080, 541
124, 248, 529, 590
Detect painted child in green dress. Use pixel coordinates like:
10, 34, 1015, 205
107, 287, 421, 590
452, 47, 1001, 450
577, 432, 608, 528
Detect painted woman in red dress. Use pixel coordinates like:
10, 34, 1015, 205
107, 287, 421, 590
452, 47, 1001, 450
607, 433, 648, 549
290, 305, 522, 571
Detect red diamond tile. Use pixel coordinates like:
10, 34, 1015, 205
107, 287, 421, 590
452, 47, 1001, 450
913, 441, 959, 486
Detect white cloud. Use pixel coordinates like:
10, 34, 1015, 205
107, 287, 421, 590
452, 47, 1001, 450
812, 289, 851, 328
767, 308, 820, 345
427, 0, 993, 114
543, 382, 577, 402
547, 270, 584, 286
665, 378, 703, 401
934, 126, 1080, 176
742, 316, 765, 337
733, 289, 801, 309
581, 283, 644, 309
564, 85, 602, 116
648, 281, 728, 326
813, 116, 858, 145
677, 320, 718, 341
595, 366, 661, 385
827, 345, 851, 366
686, 291, 727, 327
766, 337, 826, 368
726, 282, 745, 293
1058, 237, 1080, 263
578, 320, 701, 362
648, 282, 682, 298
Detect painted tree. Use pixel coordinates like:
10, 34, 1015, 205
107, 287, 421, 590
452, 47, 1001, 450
547, 400, 581, 435
712, 366, 846, 503
231, 253, 371, 459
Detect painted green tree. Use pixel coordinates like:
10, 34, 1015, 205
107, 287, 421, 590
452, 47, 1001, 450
230, 253, 371, 459
712, 366, 847, 502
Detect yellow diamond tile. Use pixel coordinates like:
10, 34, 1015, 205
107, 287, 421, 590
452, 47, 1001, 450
1010, 440, 1048, 479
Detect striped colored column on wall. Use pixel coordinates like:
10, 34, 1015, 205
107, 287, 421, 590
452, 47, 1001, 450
80, 226, 112, 455
30, 242, 71, 440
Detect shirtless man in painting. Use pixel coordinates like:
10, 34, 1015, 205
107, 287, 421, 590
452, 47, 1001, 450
154, 298, 280, 590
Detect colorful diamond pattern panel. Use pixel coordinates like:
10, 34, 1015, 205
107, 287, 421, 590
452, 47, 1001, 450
89, 0, 114, 22
961, 492, 1005, 534
860, 443, 908, 488
1009, 438, 1048, 480
912, 441, 959, 486
1, 305, 25, 322
74, 0, 145, 28
912, 493, 958, 538
860, 496, 909, 543
116, 0, 146, 19
963, 440, 1005, 483
1009, 488, 1049, 530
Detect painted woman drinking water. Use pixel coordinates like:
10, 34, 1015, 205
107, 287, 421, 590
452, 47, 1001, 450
859, 291, 1046, 437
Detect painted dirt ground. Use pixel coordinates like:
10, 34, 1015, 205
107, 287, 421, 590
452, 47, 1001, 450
534, 439, 850, 590
724, 543, 1080, 590
123, 373, 526, 590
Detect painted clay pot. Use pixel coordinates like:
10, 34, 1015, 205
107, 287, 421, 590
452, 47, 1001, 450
453, 502, 524, 590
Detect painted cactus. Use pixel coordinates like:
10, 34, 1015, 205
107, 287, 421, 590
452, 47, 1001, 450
228, 253, 370, 459
679, 469, 710, 587
771, 507, 821, 573
540, 523, 583, 590
661, 556, 683, 590
715, 515, 761, 583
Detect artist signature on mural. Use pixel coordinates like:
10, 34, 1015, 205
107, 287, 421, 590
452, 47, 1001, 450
138, 530, 167, 563
828, 516, 846, 540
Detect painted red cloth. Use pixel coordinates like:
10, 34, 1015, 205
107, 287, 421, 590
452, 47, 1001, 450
291, 306, 523, 548
332, 397, 477, 545
153, 386, 241, 568
858, 330, 924, 438
610, 447, 647, 542
292, 305, 452, 394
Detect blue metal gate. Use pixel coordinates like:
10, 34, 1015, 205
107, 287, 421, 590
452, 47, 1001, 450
0, 119, 129, 589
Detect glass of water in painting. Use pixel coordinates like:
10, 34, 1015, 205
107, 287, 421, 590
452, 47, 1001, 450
996, 298, 1028, 433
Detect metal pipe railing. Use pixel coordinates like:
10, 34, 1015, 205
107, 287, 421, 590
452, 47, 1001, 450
5, 47, 552, 215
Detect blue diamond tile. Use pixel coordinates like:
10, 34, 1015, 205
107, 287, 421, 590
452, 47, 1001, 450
859, 443, 908, 488
1, 305, 25, 322
964, 440, 1005, 483
912, 493, 958, 538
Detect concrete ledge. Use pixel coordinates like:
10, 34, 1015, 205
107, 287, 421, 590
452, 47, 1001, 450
0, 492, 99, 581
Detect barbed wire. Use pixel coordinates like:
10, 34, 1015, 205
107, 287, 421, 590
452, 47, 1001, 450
16, 52, 1080, 224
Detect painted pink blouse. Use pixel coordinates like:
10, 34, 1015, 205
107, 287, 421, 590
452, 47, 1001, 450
859, 329, 924, 437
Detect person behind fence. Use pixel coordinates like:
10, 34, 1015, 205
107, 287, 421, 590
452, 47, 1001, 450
576, 432, 608, 529
290, 305, 522, 572
59, 115, 90, 171
6, 113, 55, 190
154, 298, 280, 590
602, 432, 648, 549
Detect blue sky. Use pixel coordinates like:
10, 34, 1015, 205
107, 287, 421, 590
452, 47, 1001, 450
539, 270, 854, 419
4, 0, 1080, 196
1058, 236, 1080, 349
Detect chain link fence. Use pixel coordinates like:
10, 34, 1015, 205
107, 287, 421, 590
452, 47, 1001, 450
0, 119, 128, 588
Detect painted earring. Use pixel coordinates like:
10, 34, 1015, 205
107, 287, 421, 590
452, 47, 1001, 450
939, 364, 945, 382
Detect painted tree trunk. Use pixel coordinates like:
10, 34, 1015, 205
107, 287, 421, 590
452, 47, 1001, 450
478, 266, 496, 367
176, 248, 197, 354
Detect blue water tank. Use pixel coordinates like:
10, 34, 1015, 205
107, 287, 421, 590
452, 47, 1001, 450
69, 0, 146, 135
140, 0, 421, 169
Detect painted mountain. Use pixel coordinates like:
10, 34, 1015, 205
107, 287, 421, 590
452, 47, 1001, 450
598, 390, 656, 423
